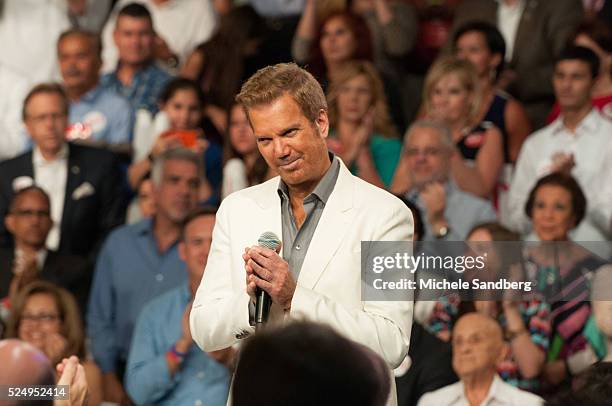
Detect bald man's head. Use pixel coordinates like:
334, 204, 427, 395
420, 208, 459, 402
0, 339, 55, 405
451, 312, 506, 380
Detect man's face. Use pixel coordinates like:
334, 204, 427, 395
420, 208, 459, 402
553, 60, 594, 111
249, 94, 330, 189
24, 93, 68, 156
179, 215, 215, 283
58, 34, 101, 93
5, 191, 52, 249
154, 159, 200, 223
113, 15, 155, 66
451, 314, 504, 379
404, 128, 450, 189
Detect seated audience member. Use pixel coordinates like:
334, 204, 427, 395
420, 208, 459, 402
129, 78, 219, 205
0, 64, 30, 161
418, 313, 544, 406
547, 19, 612, 122
546, 362, 612, 405
0, 83, 125, 258
312, 10, 408, 129
408, 57, 504, 199
181, 5, 271, 132
221, 103, 271, 199
100, 3, 173, 116
293, 0, 417, 79
88, 148, 201, 404
592, 265, 612, 362
326, 60, 402, 188
58, 29, 134, 147
0, 187, 91, 314
521, 174, 607, 386
506, 46, 612, 242
125, 207, 233, 405
394, 120, 496, 240
232, 321, 391, 406
426, 223, 550, 391
396, 195, 425, 242
5, 281, 102, 406
396, 322, 458, 406
452, 21, 531, 164
101, 0, 216, 73
448, 0, 583, 129
0, 339, 89, 406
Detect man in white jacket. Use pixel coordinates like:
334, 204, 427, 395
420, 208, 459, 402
190, 63, 413, 405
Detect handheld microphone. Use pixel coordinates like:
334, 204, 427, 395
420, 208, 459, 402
255, 232, 282, 330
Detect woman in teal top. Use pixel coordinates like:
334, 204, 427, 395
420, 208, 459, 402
326, 60, 402, 188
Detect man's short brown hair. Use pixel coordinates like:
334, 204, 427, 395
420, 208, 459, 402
236, 63, 327, 123
22, 83, 69, 121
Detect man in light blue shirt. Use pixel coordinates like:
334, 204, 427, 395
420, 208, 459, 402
401, 120, 497, 241
88, 148, 203, 404
58, 29, 134, 146
125, 206, 233, 406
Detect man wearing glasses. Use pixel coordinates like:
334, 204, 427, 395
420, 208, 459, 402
0, 83, 125, 259
0, 186, 90, 315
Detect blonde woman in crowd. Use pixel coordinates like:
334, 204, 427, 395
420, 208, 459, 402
326, 60, 401, 188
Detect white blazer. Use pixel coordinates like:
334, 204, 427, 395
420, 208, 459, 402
190, 161, 414, 401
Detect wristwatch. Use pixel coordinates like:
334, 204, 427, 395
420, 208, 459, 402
434, 225, 449, 239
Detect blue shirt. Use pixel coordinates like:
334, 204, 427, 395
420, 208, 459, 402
125, 285, 230, 406
406, 181, 497, 241
69, 84, 134, 144
101, 63, 173, 115
87, 219, 187, 373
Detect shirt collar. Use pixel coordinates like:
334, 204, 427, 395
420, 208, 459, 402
134, 218, 155, 236
32, 143, 69, 166
455, 374, 510, 405
78, 84, 103, 103
552, 108, 601, 136
277, 152, 339, 204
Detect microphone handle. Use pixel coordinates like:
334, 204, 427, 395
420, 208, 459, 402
255, 287, 272, 330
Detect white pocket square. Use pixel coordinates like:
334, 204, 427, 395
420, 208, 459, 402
72, 182, 95, 200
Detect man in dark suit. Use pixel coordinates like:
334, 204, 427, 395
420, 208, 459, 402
447, 0, 584, 129
0, 186, 91, 315
0, 82, 125, 258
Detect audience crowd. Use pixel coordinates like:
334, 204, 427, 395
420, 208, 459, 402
0, 1, 611, 405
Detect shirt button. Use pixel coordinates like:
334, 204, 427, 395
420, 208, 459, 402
197, 371, 205, 379
295, 244, 301, 251
195, 400, 202, 406
156, 274, 164, 282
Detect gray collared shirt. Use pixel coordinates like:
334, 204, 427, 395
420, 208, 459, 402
277, 153, 340, 279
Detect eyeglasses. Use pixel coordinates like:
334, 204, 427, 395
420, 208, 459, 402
21, 313, 60, 323
10, 210, 51, 219
26, 112, 67, 124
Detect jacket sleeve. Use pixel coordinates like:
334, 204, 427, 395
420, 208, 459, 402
190, 195, 253, 352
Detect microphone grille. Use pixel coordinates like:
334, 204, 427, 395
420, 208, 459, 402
258, 231, 281, 251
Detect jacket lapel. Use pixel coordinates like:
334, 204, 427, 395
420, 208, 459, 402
511, 0, 539, 65
61, 145, 82, 234
297, 161, 355, 290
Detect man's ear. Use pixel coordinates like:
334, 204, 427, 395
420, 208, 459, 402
4, 215, 15, 235
316, 109, 329, 139
496, 342, 510, 365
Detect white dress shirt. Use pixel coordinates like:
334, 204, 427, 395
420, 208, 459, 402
33, 145, 69, 251
101, 0, 216, 73
0, 65, 30, 161
0, 0, 69, 82
418, 374, 544, 406
505, 109, 612, 242
496, 0, 526, 61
